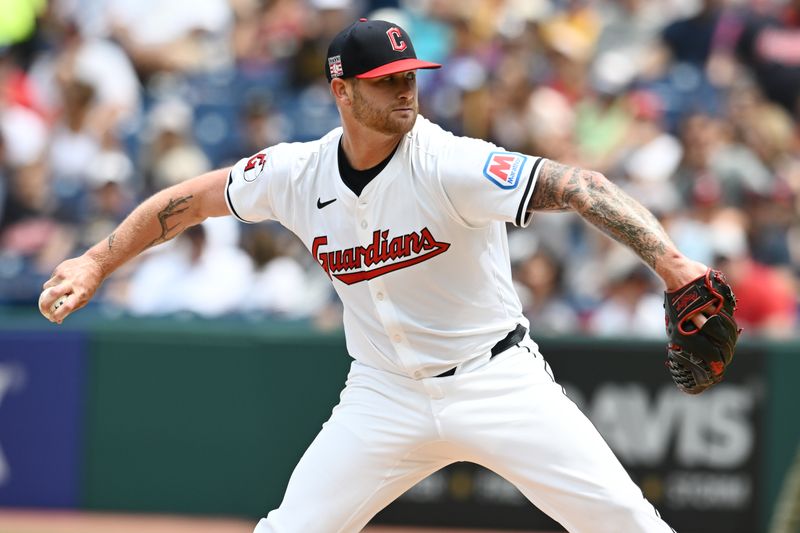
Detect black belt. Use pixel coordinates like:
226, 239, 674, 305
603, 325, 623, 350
435, 324, 528, 378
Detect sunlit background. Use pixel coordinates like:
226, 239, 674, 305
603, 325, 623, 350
0, 0, 799, 532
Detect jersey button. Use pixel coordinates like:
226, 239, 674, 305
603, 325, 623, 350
376, 292, 384, 301
360, 220, 368, 229
392, 334, 401, 343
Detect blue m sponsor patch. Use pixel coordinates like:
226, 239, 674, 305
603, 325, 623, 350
483, 152, 527, 189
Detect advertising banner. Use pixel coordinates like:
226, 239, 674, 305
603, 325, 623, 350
374, 340, 765, 533
0, 331, 86, 507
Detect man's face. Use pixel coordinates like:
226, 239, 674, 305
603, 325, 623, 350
348, 71, 418, 135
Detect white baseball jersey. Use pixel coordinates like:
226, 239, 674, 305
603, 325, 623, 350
232, 115, 676, 533
225, 115, 545, 378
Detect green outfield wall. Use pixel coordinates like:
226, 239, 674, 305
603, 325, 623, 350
0, 311, 797, 532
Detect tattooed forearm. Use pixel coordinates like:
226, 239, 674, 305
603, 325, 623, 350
107, 232, 116, 250
529, 160, 672, 270
143, 195, 194, 250
578, 176, 668, 269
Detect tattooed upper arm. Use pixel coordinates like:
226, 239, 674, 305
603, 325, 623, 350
528, 159, 596, 212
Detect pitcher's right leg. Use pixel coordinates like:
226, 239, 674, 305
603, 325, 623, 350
253, 364, 452, 533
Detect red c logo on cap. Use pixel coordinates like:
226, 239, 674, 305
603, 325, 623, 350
386, 27, 407, 52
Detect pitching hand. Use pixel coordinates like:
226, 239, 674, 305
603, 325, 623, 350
39, 255, 105, 324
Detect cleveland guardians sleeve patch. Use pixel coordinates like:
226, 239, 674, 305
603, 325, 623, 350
225, 147, 279, 223
438, 137, 543, 228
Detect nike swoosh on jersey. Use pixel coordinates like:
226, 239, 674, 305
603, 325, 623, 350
317, 197, 337, 209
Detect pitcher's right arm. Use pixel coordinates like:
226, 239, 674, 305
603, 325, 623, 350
39, 167, 232, 323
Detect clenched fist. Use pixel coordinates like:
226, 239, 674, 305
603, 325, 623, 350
39, 255, 105, 324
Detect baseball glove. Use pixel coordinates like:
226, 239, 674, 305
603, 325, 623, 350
664, 269, 740, 395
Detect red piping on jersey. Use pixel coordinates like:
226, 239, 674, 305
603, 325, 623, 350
312, 227, 451, 285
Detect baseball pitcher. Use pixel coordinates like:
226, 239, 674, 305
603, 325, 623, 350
39, 19, 739, 533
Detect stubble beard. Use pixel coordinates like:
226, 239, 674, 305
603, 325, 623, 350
351, 83, 417, 136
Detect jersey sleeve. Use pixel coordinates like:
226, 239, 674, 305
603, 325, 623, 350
225, 147, 282, 223
436, 135, 545, 228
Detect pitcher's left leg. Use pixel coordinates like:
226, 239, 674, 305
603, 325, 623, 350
444, 346, 674, 533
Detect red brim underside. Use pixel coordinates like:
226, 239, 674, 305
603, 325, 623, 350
356, 58, 442, 78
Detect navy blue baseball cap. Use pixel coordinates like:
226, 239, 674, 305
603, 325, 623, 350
326, 19, 441, 82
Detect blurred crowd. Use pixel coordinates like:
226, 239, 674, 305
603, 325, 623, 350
0, 0, 798, 337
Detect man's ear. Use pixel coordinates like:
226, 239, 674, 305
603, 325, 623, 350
330, 79, 351, 106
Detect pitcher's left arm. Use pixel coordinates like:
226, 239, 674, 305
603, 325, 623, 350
528, 160, 704, 290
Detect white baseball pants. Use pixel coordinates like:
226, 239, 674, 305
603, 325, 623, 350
254, 338, 674, 533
